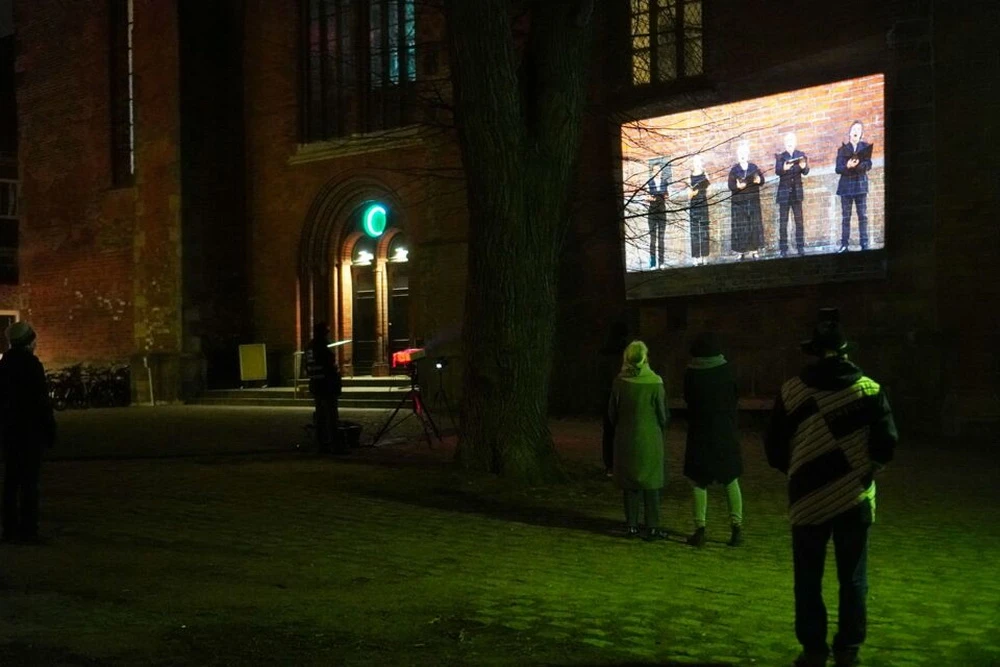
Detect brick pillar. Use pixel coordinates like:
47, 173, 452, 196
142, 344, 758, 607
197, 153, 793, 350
132, 0, 183, 402
371, 258, 390, 376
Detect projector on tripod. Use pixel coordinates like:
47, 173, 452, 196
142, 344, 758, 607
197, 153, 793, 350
371, 347, 441, 448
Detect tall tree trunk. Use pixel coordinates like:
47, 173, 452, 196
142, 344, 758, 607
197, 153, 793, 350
445, 0, 594, 482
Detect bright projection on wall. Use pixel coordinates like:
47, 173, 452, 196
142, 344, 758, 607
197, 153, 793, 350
620, 74, 885, 273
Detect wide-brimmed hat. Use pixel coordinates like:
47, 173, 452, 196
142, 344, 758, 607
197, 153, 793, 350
801, 308, 849, 356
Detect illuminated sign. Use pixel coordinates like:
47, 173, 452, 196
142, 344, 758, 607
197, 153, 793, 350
362, 203, 388, 238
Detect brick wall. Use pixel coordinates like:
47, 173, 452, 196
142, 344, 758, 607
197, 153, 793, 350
932, 0, 1000, 433
243, 1, 468, 383
613, 2, 956, 432
13, 0, 184, 404
12, 0, 137, 366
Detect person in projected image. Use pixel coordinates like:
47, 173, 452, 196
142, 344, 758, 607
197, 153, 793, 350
835, 120, 873, 253
646, 159, 669, 269
727, 141, 765, 260
775, 132, 810, 257
687, 155, 711, 266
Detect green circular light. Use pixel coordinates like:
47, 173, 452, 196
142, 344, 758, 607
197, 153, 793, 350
362, 204, 388, 238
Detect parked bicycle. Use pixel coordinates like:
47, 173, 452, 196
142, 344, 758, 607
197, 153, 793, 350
46, 363, 131, 411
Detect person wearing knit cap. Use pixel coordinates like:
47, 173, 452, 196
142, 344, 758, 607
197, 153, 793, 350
1, 321, 56, 544
682, 332, 744, 548
606, 340, 670, 541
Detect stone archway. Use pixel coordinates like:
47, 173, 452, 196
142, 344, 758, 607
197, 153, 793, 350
298, 175, 407, 377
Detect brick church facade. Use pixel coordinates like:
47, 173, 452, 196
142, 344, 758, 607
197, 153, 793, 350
3, 1, 997, 436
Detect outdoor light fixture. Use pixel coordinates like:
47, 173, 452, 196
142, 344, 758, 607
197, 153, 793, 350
362, 203, 388, 238
355, 249, 374, 265
392, 246, 409, 262
435, 357, 448, 370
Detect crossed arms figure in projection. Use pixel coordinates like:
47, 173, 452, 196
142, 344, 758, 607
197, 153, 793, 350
646, 160, 669, 269
835, 121, 874, 253
727, 141, 765, 260
687, 155, 711, 265
775, 132, 810, 257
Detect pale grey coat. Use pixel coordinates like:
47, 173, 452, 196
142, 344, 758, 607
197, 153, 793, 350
608, 365, 669, 490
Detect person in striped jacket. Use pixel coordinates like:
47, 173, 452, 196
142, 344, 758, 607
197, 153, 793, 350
766, 308, 897, 667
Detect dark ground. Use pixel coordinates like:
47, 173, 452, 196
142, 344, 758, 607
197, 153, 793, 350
0, 406, 997, 666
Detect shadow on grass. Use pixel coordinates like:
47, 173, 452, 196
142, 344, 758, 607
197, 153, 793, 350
566, 663, 732, 667
353, 484, 685, 540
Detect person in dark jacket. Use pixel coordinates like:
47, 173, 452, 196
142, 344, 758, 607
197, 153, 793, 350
775, 132, 810, 257
304, 321, 343, 454
646, 164, 669, 269
607, 340, 670, 541
0, 321, 56, 544
682, 332, 743, 548
765, 308, 897, 667
727, 141, 765, 260
687, 155, 711, 264
834, 121, 873, 253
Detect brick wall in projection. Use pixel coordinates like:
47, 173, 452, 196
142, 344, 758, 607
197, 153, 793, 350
621, 75, 885, 283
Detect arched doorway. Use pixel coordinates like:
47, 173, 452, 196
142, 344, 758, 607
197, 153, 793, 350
298, 179, 411, 378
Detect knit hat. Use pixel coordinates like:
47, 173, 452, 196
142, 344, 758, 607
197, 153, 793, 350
690, 332, 721, 358
6, 321, 36, 348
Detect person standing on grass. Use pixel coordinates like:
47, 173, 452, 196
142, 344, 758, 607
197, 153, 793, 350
0, 321, 56, 544
607, 340, 669, 541
766, 308, 897, 667
682, 332, 744, 548
305, 321, 343, 454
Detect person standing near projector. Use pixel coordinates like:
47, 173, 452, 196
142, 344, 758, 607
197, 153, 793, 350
305, 321, 343, 454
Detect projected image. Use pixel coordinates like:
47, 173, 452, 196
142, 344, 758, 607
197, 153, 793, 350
621, 75, 885, 272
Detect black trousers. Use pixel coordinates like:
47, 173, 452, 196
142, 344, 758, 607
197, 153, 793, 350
792, 503, 872, 657
840, 193, 869, 248
648, 218, 666, 267
313, 395, 341, 452
2, 444, 43, 539
778, 199, 805, 252
623, 489, 661, 528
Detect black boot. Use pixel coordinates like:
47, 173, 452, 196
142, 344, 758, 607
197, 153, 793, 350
728, 525, 743, 547
686, 526, 706, 547
644, 527, 667, 542
625, 526, 640, 539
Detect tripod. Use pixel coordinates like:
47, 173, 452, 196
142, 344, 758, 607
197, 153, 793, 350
369, 364, 441, 448
430, 361, 458, 435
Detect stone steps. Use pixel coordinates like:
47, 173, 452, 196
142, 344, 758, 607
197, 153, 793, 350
188, 375, 416, 410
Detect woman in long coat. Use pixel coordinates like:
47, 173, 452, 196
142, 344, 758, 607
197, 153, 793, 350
608, 340, 670, 540
727, 142, 765, 259
683, 332, 744, 547
688, 155, 711, 264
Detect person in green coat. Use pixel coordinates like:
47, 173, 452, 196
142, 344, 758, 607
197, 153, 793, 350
682, 332, 744, 548
607, 340, 670, 541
